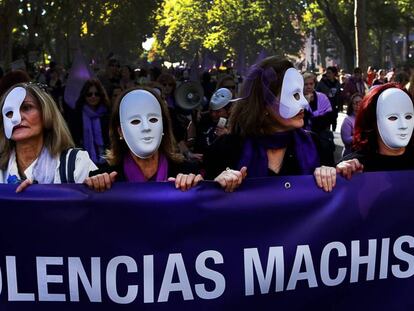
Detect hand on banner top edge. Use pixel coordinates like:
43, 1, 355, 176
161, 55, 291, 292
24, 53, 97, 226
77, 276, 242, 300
336, 158, 364, 180
214, 166, 247, 193
168, 173, 204, 191
84, 171, 118, 192
314, 166, 337, 192
15, 178, 33, 193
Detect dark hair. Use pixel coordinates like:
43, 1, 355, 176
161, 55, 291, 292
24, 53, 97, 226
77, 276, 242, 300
347, 93, 363, 116
76, 78, 110, 109
121, 65, 135, 81
156, 73, 176, 91
106, 86, 182, 165
353, 83, 414, 152
0, 70, 31, 98
353, 67, 362, 74
216, 74, 235, 90
108, 58, 120, 68
229, 57, 294, 137
326, 66, 338, 76
394, 71, 409, 86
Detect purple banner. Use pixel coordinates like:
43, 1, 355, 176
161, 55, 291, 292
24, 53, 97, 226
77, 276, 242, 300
0, 171, 414, 310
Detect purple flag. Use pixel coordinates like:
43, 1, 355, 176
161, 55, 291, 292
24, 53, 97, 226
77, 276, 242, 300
64, 50, 93, 109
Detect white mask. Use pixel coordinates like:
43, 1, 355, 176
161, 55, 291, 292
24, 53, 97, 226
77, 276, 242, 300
120, 90, 164, 159
279, 68, 309, 119
210, 88, 232, 110
377, 88, 414, 149
2, 87, 26, 139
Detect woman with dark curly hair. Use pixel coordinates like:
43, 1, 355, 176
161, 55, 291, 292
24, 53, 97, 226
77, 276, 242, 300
66, 78, 111, 165
337, 83, 414, 179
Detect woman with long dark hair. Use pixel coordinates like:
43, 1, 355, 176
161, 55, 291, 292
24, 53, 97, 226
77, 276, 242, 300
204, 56, 336, 192
67, 78, 111, 165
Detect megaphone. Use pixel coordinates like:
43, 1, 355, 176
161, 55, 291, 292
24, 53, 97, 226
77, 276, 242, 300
174, 81, 204, 110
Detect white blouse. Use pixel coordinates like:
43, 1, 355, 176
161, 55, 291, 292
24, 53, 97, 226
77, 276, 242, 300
0, 150, 97, 184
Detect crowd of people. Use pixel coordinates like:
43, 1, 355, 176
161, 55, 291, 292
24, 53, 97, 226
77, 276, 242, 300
0, 55, 413, 194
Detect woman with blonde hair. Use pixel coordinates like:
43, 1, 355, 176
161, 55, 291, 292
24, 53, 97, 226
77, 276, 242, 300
0, 83, 97, 192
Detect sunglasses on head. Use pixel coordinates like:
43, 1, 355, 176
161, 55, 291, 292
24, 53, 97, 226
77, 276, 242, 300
86, 92, 100, 97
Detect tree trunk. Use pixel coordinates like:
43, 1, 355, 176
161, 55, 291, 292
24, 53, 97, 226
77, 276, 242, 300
316, 0, 355, 71
377, 32, 384, 68
318, 36, 327, 69
354, 0, 368, 71
405, 21, 410, 61
0, 0, 18, 70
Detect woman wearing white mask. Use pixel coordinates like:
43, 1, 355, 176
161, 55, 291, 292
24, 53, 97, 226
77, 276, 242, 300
0, 83, 97, 192
336, 83, 414, 179
85, 86, 207, 192
203, 57, 337, 192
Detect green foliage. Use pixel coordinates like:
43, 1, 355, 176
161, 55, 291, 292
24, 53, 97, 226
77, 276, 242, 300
153, 0, 211, 61
1, 0, 159, 66
153, 0, 304, 63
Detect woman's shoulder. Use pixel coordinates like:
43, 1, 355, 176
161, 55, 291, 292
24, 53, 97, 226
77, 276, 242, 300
56, 148, 98, 183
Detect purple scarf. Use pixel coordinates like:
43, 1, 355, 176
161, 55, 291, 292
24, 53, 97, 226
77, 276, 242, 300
82, 105, 107, 164
238, 129, 320, 177
123, 152, 169, 182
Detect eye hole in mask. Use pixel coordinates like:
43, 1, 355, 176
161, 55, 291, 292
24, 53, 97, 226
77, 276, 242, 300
5, 111, 13, 118
149, 117, 159, 123
293, 93, 300, 101
130, 119, 140, 125
406, 115, 413, 120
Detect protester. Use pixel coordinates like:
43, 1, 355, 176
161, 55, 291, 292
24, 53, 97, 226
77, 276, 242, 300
337, 84, 414, 178
340, 93, 363, 156
119, 65, 136, 90
190, 88, 233, 155
110, 84, 123, 108
316, 66, 343, 127
366, 66, 376, 87
216, 74, 237, 98
0, 83, 97, 192
201, 71, 216, 101
372, 69, 387, 86
46, 68, 64, 111
98, 58, 120, 96
303, 72, 335, 166
342, 67, 366, 103
203, 57, 337, 192
85, 87, 245, 192
66, 78, 111, 165
156, 72, 201, 161
157, 73, 177, 108
394, 71, 409, 88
